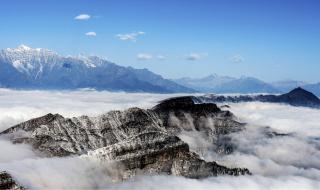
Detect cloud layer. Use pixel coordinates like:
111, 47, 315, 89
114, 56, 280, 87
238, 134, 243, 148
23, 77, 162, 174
0, 90, 319, 189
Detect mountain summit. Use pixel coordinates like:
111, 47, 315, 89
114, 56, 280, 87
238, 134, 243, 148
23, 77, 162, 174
276, 87, 320, 106
0, 45, 193, 93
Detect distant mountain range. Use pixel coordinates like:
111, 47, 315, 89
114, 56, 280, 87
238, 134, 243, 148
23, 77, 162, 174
198, 87, 320, 108
174, 75, 279, 94
174, 75, 320, 96
0, 45, 193, 93
1, 45, 319, 95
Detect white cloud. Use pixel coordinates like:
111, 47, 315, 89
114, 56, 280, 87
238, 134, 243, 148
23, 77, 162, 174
0, 89, 177, 132
186, 53, 207, 61
0, 90, 320, 189
85, 32, 97, 37
229, 54, 245, 63
157, 55, 166, 60
137, 53, 153, 60
116, 31, 145, 42
109, 175, 320, 190
74, 14, 91, 20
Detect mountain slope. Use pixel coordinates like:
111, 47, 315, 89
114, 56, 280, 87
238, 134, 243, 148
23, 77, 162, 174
174, 74, 235, 92
271, 80, 308, 92
213, 77, 279, 93
198, 87, 320, 108
0, 45, 194, 93
0, 98, 250, 180
175, 75, 279, 93
303, 83, 320, 97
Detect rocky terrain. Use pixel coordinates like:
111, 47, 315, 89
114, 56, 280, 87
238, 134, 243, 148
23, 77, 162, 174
0, 97, 251, 188
0, 172, 24, 190
198, 87, 320, 108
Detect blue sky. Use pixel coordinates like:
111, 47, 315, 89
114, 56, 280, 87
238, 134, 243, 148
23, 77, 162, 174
0, 0, 319, 82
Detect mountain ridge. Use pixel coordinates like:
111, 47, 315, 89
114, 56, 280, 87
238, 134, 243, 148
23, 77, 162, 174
174, 74, 320, 96
0, 98, 251, 183
0, 45, 194, 93
198, 87, 320, 108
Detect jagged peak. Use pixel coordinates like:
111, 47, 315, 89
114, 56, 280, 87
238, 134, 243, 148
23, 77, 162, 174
4, 44, 56, 54
18, 44, 32, 51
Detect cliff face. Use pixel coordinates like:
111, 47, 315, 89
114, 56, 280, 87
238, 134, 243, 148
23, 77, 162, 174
0, 97, 250, 181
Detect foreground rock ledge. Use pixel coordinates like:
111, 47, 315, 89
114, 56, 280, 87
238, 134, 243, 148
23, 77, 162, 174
0, 96, 250, 179
86, 131, 250, 179
0, 171, 24, 190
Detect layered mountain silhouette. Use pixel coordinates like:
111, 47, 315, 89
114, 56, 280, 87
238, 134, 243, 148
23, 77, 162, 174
174, 75, 320, 96
174, 75, 279, 93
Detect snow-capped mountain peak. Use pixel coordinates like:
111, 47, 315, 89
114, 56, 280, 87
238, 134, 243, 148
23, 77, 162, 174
0, 45, 193, 93
1, 45, 60, 78
5, 44, 51, 53
17, 44, 32, 51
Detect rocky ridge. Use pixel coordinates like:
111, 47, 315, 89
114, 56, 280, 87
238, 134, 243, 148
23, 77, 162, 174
0, 97, 251, 187
0, 171, 24, 190
198, 87, 320, 108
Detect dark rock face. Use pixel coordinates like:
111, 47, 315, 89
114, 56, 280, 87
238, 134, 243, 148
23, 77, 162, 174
199, 87, 320, 108
265, 87, 320, 107
87, 132, 249, 179
0, 98, 250, 179
0, 171, 24, 190
153, 96, 245, 154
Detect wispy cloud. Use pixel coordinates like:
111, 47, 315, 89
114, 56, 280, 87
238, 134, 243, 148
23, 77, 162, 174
157, 55, 166, 60
137, 53, 153, 60
116, 32, 145, 42
85, 32, 97, 37
229, 54, 245, 63
186, 53, 207, 61
74, 14, 91, 20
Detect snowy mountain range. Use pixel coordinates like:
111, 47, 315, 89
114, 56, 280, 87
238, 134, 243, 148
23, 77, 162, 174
0, 45, 194, 93
1, 45, 320, 95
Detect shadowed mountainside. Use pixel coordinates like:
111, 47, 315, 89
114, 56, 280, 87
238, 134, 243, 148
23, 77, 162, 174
198, 87, 320, 108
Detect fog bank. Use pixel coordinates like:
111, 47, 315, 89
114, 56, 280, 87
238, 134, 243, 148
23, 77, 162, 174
0, 90, 319, 189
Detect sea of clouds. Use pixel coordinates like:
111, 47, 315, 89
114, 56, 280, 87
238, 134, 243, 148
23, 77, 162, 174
0, 89, 320, 190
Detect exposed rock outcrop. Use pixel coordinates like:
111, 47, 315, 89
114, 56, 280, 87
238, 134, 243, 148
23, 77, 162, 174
0, 98, 250, 179
0, 171, 24, 190
86, 131, 249, 179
